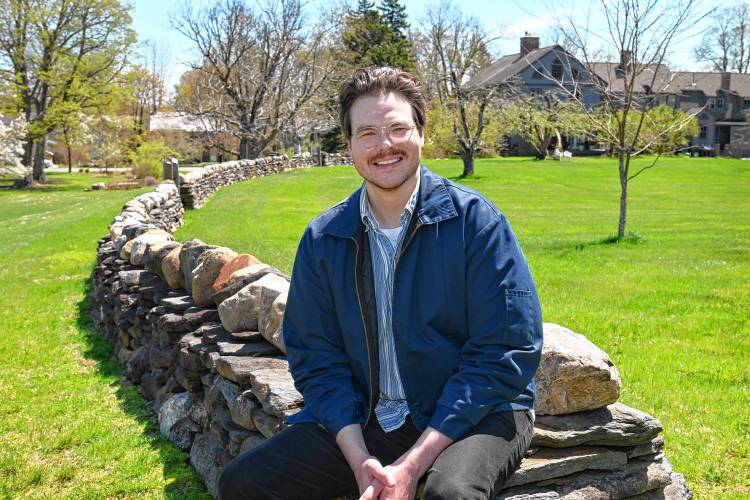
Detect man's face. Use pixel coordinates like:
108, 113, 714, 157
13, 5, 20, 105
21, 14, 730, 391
347, 91, 423, 193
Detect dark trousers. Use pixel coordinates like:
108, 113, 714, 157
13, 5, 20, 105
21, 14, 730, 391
218, 410, 534, 500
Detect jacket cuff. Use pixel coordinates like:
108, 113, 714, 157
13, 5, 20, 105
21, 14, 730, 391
320, 403, 364, 438
427, 406, 475, 441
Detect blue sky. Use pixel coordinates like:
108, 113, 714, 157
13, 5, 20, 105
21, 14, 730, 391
129, 0, 715, 93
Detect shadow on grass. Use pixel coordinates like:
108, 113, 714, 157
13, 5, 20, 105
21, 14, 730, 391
76, 276, 210, 499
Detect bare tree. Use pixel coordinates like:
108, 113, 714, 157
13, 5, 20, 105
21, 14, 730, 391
548, 0, 706, 239
695, 3, 750, 73
416, 0, 510, 177
172, 0, 336, 159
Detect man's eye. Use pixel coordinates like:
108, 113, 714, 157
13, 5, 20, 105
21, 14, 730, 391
391, 126, 410, 134
357, 130, 376, 138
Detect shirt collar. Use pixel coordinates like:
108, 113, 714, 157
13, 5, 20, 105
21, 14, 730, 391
360, 169, 421, 231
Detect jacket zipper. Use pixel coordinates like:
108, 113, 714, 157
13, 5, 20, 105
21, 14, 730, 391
351, 235, 377, 427
395, 221, 422, 269
353, 218, 423, 428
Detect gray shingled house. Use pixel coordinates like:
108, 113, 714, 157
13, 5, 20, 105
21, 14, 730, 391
470, 36, 750, 157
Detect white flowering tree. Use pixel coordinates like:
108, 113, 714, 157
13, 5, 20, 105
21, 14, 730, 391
0, 116, 28, 178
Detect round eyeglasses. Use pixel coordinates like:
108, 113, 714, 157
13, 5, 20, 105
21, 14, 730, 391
353, 122, 416, 148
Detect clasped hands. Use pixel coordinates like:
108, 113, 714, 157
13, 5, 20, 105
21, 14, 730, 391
356, 455, 419, 500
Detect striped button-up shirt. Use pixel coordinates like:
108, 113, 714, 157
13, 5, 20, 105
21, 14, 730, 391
359, 174, 420, 432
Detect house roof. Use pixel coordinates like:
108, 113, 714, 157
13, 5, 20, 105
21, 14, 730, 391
465, 45, 561, 88
665, 71, 750, 97
589, 62, 673, 94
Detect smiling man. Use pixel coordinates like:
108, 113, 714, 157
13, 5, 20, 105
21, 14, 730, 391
218, 67, 543, 500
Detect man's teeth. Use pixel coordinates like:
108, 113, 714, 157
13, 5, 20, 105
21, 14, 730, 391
374, 158, 400, 165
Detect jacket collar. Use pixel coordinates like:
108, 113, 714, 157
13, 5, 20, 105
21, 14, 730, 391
321, 165, 458, 238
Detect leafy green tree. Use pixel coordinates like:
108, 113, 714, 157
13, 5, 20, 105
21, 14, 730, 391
639, 105, 699, 154
128, 140, 176, 179
0, 0, 136, 181
424, 99, 515, 159
506, 93, 589, 159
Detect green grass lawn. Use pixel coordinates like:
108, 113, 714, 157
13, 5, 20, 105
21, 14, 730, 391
0, 172, 208, 498
176, 156, 750, 499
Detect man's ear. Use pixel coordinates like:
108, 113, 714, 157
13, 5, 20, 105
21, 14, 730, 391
347, 140, 352, 154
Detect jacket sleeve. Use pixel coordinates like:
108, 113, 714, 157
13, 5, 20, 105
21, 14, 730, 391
283, 226, 365, 438
427, 212, 543, 441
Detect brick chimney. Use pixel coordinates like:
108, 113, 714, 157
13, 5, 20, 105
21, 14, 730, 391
721, 72, 731, 90
520, 34, 540, 56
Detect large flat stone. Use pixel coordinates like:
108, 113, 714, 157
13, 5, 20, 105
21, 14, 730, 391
532, 402, 663, 448
218, 340, 282, 357
497, 456, 674, 499
535, 323, 622, 415
214, 356, 289, 387
505, 446, 628, 488
248, 368, 304, 417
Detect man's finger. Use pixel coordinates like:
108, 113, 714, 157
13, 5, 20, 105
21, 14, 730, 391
359, 479, 384, 500
364, 461, 396, 488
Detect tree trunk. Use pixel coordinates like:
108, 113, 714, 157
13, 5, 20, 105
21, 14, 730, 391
32, 138, 47, 182
239, 136, 261, 159
618, 151, 628, 239
64, 128, 73, 173
461, 150, 475, 177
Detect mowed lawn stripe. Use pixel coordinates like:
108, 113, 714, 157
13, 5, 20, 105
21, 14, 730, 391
0, 175, 208, 499
176, 156, 749, 499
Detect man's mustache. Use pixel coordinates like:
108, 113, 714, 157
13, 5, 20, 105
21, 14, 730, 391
368, 148, 407, 163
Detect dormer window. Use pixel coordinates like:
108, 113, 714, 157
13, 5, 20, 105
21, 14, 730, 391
551, 59, 563, 79
743, 98, 750, 109
716, 97, 724, 109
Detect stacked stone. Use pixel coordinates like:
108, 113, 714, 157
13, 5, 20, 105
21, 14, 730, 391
495, 323, 692, 499
91, 181, 691, 499
179, 153, 315, 209
321, 151, 353, 166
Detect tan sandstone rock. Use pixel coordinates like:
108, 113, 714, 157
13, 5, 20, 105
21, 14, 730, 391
121, 229, 172, 262
191, 247, 238, 307
218, 273, 289, 333
263, 290, 288, 354
210, 254, 262, 302
162, 245, 185, 290
535, 323, 622, 415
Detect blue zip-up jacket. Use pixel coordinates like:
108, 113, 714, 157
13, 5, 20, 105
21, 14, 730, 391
283, 166, 543, 441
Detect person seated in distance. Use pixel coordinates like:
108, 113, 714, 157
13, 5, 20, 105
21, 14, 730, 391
218, 66, 543, 500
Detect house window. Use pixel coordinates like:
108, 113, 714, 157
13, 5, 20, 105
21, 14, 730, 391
708, 98, 715, 110
572, 68, 579, 80
744, 98, 750, 109
699, 126, 707, 139
551, 59, 563, 79
529, 88, 543, 96
716, 97, 724, 109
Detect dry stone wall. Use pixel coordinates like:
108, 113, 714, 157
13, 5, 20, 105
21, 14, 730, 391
179, 153, 316, 209
91, 157, 691, 499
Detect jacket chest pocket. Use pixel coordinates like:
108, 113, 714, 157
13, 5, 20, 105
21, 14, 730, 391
505, 289, 534, 345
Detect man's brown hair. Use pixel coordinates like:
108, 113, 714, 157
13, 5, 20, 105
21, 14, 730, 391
338, 66, 427, 142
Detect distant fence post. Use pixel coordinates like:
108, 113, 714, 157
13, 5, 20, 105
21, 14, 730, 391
163, 157, 180, 189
